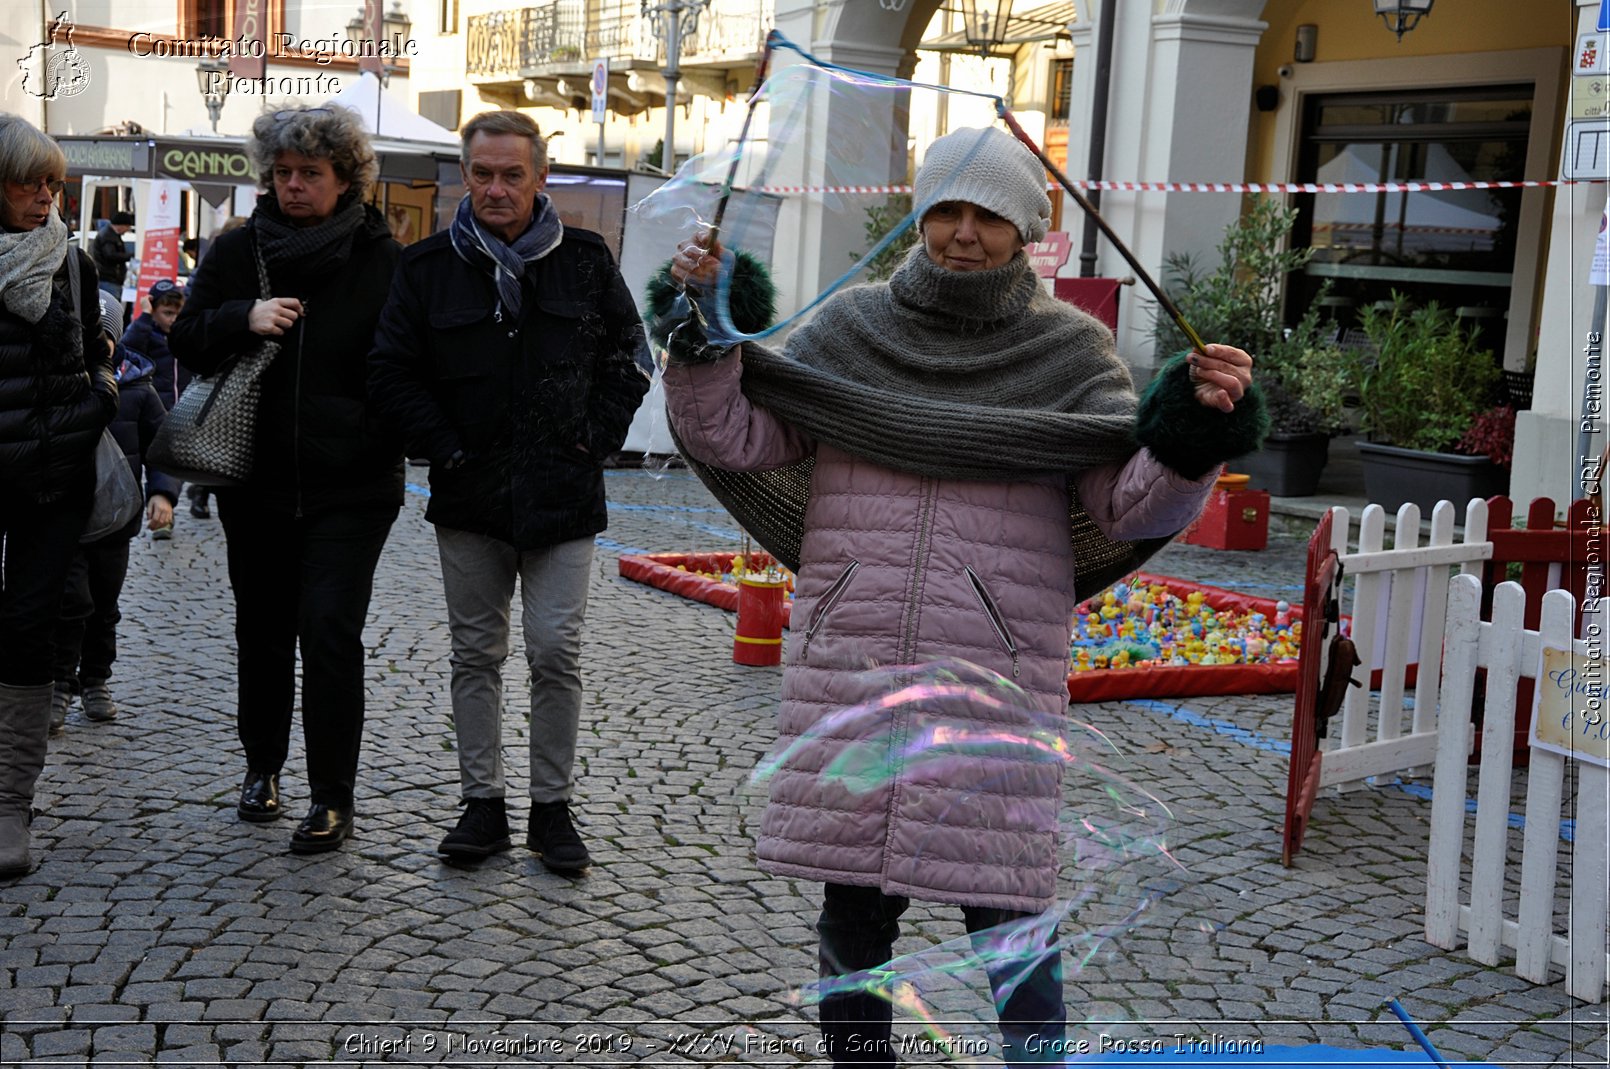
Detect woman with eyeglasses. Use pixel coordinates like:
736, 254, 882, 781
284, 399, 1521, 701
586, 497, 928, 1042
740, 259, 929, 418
170, 105, 404, 855
0, 112, 119, 878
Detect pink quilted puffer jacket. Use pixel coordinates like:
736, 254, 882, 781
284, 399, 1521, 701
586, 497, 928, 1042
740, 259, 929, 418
663, 352, 1215, 912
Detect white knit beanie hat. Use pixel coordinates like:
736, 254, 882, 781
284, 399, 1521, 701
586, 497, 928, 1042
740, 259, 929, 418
914, 126, 1051, 244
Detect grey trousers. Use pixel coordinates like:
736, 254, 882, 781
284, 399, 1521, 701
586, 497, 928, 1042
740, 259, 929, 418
436, 528, 594, 803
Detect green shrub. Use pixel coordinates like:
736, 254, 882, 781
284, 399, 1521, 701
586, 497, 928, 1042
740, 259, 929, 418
1353, 293, 1501, 453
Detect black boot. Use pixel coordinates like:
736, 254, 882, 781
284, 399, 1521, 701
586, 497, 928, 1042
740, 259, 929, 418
527, 800, 590, 872
438, 797, 512, 861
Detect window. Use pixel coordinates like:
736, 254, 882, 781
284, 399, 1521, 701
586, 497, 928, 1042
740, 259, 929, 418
439, 0, 459, 35
189, 0, 231, 39
1050, 58, 1073, 122
1289, 85, 1532, 359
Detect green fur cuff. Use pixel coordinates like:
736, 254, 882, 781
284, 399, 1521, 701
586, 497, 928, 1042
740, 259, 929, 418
644, 248, 778, 365
1135, 354, 1271, 480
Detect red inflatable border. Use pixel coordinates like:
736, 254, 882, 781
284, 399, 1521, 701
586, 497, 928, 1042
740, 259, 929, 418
619, 552, 793, 626
617, 556, 1302, 701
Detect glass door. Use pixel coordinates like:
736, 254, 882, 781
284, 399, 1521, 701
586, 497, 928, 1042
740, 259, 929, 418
1290, 86, 1532, 362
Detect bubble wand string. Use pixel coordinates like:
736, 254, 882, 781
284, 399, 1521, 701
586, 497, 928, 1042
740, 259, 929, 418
996, 103, 1209, 356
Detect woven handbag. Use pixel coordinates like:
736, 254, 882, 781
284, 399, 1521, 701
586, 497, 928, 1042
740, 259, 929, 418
148, 237, 280, 486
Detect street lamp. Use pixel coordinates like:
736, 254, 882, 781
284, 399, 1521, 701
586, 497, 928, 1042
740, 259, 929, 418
346, 1, 413, 86
640, 0, 710, 173
195, 57, 230, 133
1373, 0, 1434, 42
959, 0, 1015, 59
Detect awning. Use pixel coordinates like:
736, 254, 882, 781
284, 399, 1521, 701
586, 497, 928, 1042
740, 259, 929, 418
917, 1, 1076, 55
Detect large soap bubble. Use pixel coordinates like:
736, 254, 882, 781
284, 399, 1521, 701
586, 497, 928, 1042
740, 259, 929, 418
630, 34, 1011, 353
751, 659, 1189, 1057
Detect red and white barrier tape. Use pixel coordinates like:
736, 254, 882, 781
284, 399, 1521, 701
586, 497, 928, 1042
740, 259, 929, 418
750, 178, 1584, 195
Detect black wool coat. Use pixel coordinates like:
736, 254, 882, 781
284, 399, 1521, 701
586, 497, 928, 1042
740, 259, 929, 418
368, 226, 651, 550
0, 246, 119, 503
169, 205, 405, 515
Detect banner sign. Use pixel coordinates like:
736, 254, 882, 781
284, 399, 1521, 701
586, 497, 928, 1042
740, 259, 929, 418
134, 180, 184, 311
230, 0, 267, 79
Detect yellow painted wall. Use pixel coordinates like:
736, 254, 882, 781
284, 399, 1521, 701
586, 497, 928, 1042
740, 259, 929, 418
1247, 0, 1577, 180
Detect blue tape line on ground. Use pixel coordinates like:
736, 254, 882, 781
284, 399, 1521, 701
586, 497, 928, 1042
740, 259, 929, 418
1125, 698, 1293, 756
1127, 699, 1574, 844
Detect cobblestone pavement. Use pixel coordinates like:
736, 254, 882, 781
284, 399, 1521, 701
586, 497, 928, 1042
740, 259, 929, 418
2, 467, 1605, 1067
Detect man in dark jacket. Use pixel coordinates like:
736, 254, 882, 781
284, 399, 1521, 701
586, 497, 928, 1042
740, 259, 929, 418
369, 110, 650, 872
92, 211, 133, 296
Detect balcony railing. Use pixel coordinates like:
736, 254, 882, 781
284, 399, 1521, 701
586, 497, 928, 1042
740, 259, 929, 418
467, 0, 771, 79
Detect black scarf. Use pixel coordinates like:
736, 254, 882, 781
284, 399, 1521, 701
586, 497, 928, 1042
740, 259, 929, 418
252, 190, 367, 276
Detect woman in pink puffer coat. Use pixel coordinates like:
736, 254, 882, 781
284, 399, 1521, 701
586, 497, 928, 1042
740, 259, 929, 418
653, 126, 1265, 1068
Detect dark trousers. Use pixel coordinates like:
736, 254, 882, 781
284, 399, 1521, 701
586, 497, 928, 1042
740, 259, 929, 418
52, 534, 132, 688
817, 883, 1066, 1068
0, 488, 94, 687
217, 493, 397, 808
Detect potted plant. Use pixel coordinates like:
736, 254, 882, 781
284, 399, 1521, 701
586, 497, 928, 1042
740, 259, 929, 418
1155, 198, 1349, 496
1349, 292, 1507, 514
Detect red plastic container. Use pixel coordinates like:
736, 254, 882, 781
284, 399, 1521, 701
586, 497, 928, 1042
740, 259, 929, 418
1180, 474, 1270, 551
733, 574, 787, 666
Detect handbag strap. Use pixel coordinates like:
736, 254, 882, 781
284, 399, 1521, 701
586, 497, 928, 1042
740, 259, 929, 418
253, 230, 272, 301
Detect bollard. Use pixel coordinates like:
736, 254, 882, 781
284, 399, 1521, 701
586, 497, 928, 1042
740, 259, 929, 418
733, 572, 788, 666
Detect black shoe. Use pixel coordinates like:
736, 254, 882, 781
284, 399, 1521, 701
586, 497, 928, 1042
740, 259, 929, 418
438, 797, 512, 861
526, 800, 590, 872
288, 803, 353, 854
189, 498, 211, 519
237, 770, 281, 823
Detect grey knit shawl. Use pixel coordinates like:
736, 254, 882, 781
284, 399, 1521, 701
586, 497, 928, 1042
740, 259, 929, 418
674, 246, 1172, 595
738, 245, 1139, 479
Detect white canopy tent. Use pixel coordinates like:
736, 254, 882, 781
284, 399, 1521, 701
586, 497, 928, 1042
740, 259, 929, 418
324, 73, 459, 146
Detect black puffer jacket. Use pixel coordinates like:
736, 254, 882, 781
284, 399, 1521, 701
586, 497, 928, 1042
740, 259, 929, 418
169, 203, 404, 515
0, 246, 119, 503
368, 226, 651, 549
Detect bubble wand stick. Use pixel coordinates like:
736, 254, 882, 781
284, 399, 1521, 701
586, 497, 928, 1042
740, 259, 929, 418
706, 30, 778, 248
996, 104, 1209, 356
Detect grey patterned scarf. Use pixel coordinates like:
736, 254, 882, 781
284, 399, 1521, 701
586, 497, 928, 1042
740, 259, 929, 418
0, 211, 69, 324
449, 193, 563, 321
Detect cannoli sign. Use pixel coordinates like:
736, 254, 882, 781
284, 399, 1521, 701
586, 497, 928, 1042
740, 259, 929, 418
1534, 645, 1610, 767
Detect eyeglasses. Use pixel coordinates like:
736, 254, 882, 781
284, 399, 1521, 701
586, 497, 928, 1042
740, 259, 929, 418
7, 177, 65, 195
273, 108, 334, 121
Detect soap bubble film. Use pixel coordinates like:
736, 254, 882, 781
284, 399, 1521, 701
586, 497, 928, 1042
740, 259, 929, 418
631, 35, 1009, 353
751, 659, 1193, 1055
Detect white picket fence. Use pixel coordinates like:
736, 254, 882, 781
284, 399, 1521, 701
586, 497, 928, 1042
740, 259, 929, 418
1426, 575, 1610, 1002
1319, 499, 1493, 790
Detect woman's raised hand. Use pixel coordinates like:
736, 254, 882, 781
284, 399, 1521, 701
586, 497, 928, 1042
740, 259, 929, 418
669, 233, 723, 290
1187, 344, 1254, 413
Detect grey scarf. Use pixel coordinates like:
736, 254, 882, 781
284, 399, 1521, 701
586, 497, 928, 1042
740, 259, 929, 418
739, 246, 1139, 479
0, 211, 69, 324
675, 247, 1169, 597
